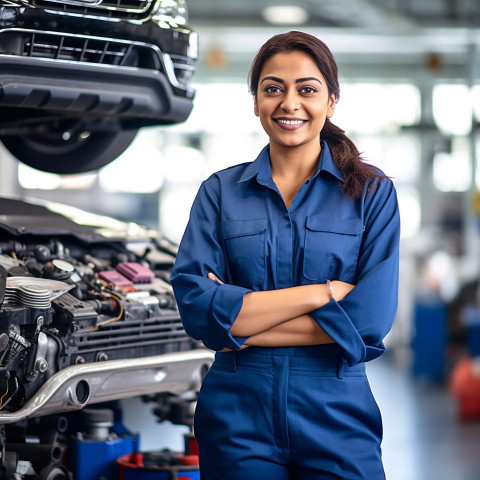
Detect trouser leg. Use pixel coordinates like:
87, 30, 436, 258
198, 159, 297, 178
289, 368, 385, 480
194, 360, 291, 480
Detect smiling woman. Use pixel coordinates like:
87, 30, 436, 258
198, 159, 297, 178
170, 30, 400, 480
254, 53, 335, 155
252, 51, 336, 206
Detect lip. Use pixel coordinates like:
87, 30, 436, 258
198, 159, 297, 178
274, 117, 307, 131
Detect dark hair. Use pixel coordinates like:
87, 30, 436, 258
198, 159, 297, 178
248, 31, 382, 198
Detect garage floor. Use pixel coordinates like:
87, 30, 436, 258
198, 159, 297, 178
368, 355, 480, 480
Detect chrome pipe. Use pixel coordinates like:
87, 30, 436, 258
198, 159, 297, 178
0, 349, 213, 424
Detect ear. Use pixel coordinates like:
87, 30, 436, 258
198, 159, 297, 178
326, 94, 336, 118
254, 98, 259, 117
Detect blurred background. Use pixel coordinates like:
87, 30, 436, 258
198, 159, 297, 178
2, 1, 480, 478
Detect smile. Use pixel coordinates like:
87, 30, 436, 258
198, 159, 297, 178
276, 119, 305, 125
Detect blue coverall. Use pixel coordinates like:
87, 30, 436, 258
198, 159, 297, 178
170, 140, 400, 479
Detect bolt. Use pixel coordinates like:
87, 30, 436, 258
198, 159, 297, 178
35, 359, 48, 373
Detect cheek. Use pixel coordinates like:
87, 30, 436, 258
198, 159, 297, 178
314, 104, 332, 120
257, 105, 273, 123
259, 117, 270, 133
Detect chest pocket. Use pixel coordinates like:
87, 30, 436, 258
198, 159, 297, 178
221, 218, 267, 288
303, 215, 364, 283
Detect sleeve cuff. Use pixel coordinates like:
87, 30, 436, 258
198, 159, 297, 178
210, 283, 252, 350
311, 299, 367, 366
365, 344, 386, 362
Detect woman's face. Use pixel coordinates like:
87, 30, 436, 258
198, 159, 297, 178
254, 50, 335, 151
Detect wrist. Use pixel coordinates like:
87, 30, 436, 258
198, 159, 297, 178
316, 283, 331, 306
316, 284, 332, 308
326, 279, 335, 301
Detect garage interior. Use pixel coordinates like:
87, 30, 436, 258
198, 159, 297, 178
1, 0, 480, 479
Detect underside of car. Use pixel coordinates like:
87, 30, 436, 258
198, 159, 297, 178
0, 0, 197, 173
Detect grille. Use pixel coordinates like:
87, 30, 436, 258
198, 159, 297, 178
34, 0, 153, 20
21, 32, 160, 70
71, 313, 192, 354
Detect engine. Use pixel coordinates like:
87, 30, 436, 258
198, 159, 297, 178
0, 235, 197, 414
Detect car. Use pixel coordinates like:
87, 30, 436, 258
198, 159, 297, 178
0, 196, 213, 479
0, 0, 197, 174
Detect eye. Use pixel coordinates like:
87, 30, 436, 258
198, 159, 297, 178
264, 85, 282, 94
299, 85, 318, 95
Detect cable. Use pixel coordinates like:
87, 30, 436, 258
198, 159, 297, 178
0, 380, 9, 408
88, 292, 124, 332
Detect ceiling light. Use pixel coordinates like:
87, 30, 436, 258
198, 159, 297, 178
262, 6, 309, 25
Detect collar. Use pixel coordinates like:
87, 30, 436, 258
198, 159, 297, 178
237, 140, 345, 185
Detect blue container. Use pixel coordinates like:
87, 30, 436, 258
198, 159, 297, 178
70, 434, 140, 480
467, 325, 480, 357
461, 307, 480, 357
412, 296, 448, 381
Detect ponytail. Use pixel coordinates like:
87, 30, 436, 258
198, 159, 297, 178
322, 118, 383, 198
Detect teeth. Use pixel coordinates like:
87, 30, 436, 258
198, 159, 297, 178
278, 119, 304, 125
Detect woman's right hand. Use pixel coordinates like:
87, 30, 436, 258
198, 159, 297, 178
330, 280, 355, 301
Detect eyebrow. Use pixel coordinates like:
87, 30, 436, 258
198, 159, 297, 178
260, 75, 323, 85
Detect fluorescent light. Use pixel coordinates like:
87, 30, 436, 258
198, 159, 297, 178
262, 6, 309, 25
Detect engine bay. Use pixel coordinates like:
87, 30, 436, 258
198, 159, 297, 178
0, 197, 210, 479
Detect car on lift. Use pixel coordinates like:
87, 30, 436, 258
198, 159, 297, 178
0, 0, 197, 174
0, 196, 213, 479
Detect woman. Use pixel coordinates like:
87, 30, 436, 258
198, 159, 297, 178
170, 31, 400, 480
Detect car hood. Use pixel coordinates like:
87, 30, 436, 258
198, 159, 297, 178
0, 196, 162, 244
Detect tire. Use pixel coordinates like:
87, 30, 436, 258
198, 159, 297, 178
0, 128, 138, 174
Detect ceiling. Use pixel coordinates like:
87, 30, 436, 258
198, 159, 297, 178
187, 0, 480, 82
188, 0, 480, 30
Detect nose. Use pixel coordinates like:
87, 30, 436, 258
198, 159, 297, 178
280, 90, 300, 112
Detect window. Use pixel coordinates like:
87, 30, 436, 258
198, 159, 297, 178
433, 84, 472, 136
335, 83, 421, 134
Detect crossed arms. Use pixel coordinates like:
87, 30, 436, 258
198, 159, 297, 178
207, 272, 354, 348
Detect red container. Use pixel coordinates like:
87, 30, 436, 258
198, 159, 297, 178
117, 453, 199, 480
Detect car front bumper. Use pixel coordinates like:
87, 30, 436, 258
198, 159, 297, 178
0, 28, 194, 130
0, 348, 214, 424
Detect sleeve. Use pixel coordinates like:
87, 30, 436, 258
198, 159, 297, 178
170, 176, 251, 351
310, 178, 400, 366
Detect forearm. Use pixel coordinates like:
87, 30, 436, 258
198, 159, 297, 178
230, 280, 353, 337
230, 284, 330, 337
244, 314, 334, 347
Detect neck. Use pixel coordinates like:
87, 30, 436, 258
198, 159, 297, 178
269, 141, 322, 183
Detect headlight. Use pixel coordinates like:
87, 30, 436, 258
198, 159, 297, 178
152, 0, 188, 25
